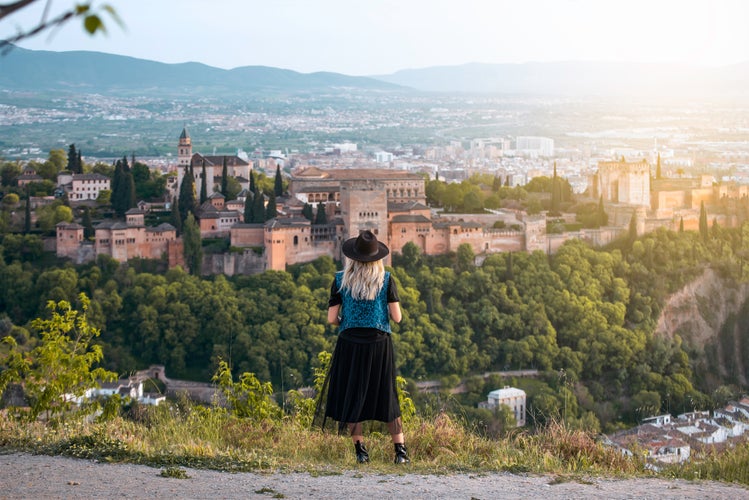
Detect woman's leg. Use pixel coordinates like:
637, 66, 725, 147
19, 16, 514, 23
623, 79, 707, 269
388, 417, 410, 463
387, 417, 403, 443
348, 422, 363, 444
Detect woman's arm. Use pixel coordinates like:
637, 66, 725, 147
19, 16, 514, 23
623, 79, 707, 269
389, 302, 402, 323
328, 304, 341, 325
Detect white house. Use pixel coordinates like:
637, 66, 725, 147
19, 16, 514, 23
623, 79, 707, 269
479, 386, 526, 426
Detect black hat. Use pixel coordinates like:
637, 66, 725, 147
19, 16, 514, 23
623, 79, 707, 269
341, 230, 389, 262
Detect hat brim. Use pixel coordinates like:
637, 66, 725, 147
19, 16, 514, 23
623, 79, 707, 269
341, 238, 389, 262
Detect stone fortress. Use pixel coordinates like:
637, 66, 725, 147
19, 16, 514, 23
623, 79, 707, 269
57, 129, 744, 274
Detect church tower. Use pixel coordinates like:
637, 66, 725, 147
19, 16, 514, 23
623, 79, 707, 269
178, 127, 192, 167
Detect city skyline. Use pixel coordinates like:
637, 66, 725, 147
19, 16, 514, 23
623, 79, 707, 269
2, 0, 749, 76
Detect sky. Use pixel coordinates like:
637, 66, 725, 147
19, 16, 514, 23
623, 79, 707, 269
2, 0, 749, 75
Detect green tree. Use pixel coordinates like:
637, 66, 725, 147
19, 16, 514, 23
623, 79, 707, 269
82, 206, 94, 239
200, 159, 208, 205
178, 162, 197, 225
170, 196, 182, 234
212, 359, 281, 421
67, 144, 80, 174
274, 165, 283, 196
221, 156, 228, 198
455, 243, 475, 273
1, 161, 22, 186
23, 186, 30, 233
597, 196, 608, 227
628, 210, 638, 248
252, 188, 265, 223
243, 192, 254, 224
36, 202, 73, 232
314, 203, 327, 224
0, 294, 117, 421
699, 201, 708, 242
265, 191, 277, 220
656, 153, 662, 180
679, 216, 684, 233
183, 213, 202, 276
550, 162, 561, 215
302, 202, 314, 221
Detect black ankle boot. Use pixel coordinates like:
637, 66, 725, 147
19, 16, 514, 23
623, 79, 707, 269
394, 443, 410, 464
354, 441, 369, 463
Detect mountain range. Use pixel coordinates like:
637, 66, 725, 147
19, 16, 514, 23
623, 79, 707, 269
3, 45, 749, 98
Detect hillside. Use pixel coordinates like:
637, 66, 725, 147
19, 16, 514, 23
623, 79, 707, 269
374, 61, 749, 97
656, 268, 749, 388
0, 45, 404, 96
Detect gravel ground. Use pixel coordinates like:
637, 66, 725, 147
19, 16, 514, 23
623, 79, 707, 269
1, 452, 748, 499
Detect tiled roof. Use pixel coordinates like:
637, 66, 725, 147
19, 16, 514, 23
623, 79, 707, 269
391, 214, 432, 223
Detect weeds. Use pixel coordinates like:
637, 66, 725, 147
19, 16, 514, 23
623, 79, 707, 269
0, 398, 746, 485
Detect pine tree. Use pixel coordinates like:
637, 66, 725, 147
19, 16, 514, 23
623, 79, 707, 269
274, 165, 283, 196
314, 203, 327, 225
221, 156, 228, 199
82, 206, 94, 239
302, 202, 314, 221
265, 191, 277, 220
200, 159, 208, 205
699, 201, 708, 242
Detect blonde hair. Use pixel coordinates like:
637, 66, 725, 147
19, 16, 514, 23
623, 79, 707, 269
340, 258, 385, 300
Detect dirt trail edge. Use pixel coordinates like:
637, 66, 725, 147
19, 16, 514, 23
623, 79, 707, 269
1, 452, 748, 499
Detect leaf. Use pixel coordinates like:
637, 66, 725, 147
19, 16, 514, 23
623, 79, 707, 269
84, 15, 104, 35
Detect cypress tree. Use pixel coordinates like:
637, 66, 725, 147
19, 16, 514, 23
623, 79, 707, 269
274, 165, 283, 196
112, 159, 127, 217
221, 156, 228, 199
243, 192, 254, 223
200, 159, 208, 205
82, 206, 94, 239
67, 144, 78, 173
679, 216, 684, 233
77, 151, 83, 173
252, 188, 265, 223
504, 176, 511, 187
597, 195, 608, 227
492, 175, 501, 192
24, 186, 31, 233
265, 191, 277, 220
249, 170, 256, 194
171, 196, 182, 234
550, 162, 560, 215
178, 161, 197, 224
302, 202, 314, 221
183, 213, 203, 276
628, 210, 638, 247
699, 201, 708, 242
656, 153, 662, 180
314, 203, 327, 225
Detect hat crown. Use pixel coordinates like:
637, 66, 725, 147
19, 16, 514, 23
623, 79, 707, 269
354, 230, 379, 257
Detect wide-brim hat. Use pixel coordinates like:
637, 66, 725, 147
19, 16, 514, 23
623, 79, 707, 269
342, 230, 389, 262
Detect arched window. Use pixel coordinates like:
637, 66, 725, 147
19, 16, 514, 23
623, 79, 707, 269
293, 235, 299, 245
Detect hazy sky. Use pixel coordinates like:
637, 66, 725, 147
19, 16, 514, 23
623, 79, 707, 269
2, 0, 749, 75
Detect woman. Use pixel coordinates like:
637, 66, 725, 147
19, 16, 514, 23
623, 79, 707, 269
321, 230, 410, 464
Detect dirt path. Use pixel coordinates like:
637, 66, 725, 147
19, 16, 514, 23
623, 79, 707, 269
1, 452, 748, 499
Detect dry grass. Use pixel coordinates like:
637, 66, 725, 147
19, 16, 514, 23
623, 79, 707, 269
0, 401, 650, 478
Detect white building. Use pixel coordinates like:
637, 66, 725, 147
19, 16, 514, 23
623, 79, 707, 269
57, 173, 111, 202
479, 386, 526, 426
375, 151, 394, 163
515, 136, 554, 157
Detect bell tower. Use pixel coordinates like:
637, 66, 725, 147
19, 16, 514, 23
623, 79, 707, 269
178, 126, 192, 167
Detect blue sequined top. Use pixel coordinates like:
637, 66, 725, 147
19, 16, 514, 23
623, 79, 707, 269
330, 271, 399, 334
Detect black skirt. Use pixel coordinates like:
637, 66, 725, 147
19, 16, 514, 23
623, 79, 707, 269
318, 327, 401, 429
